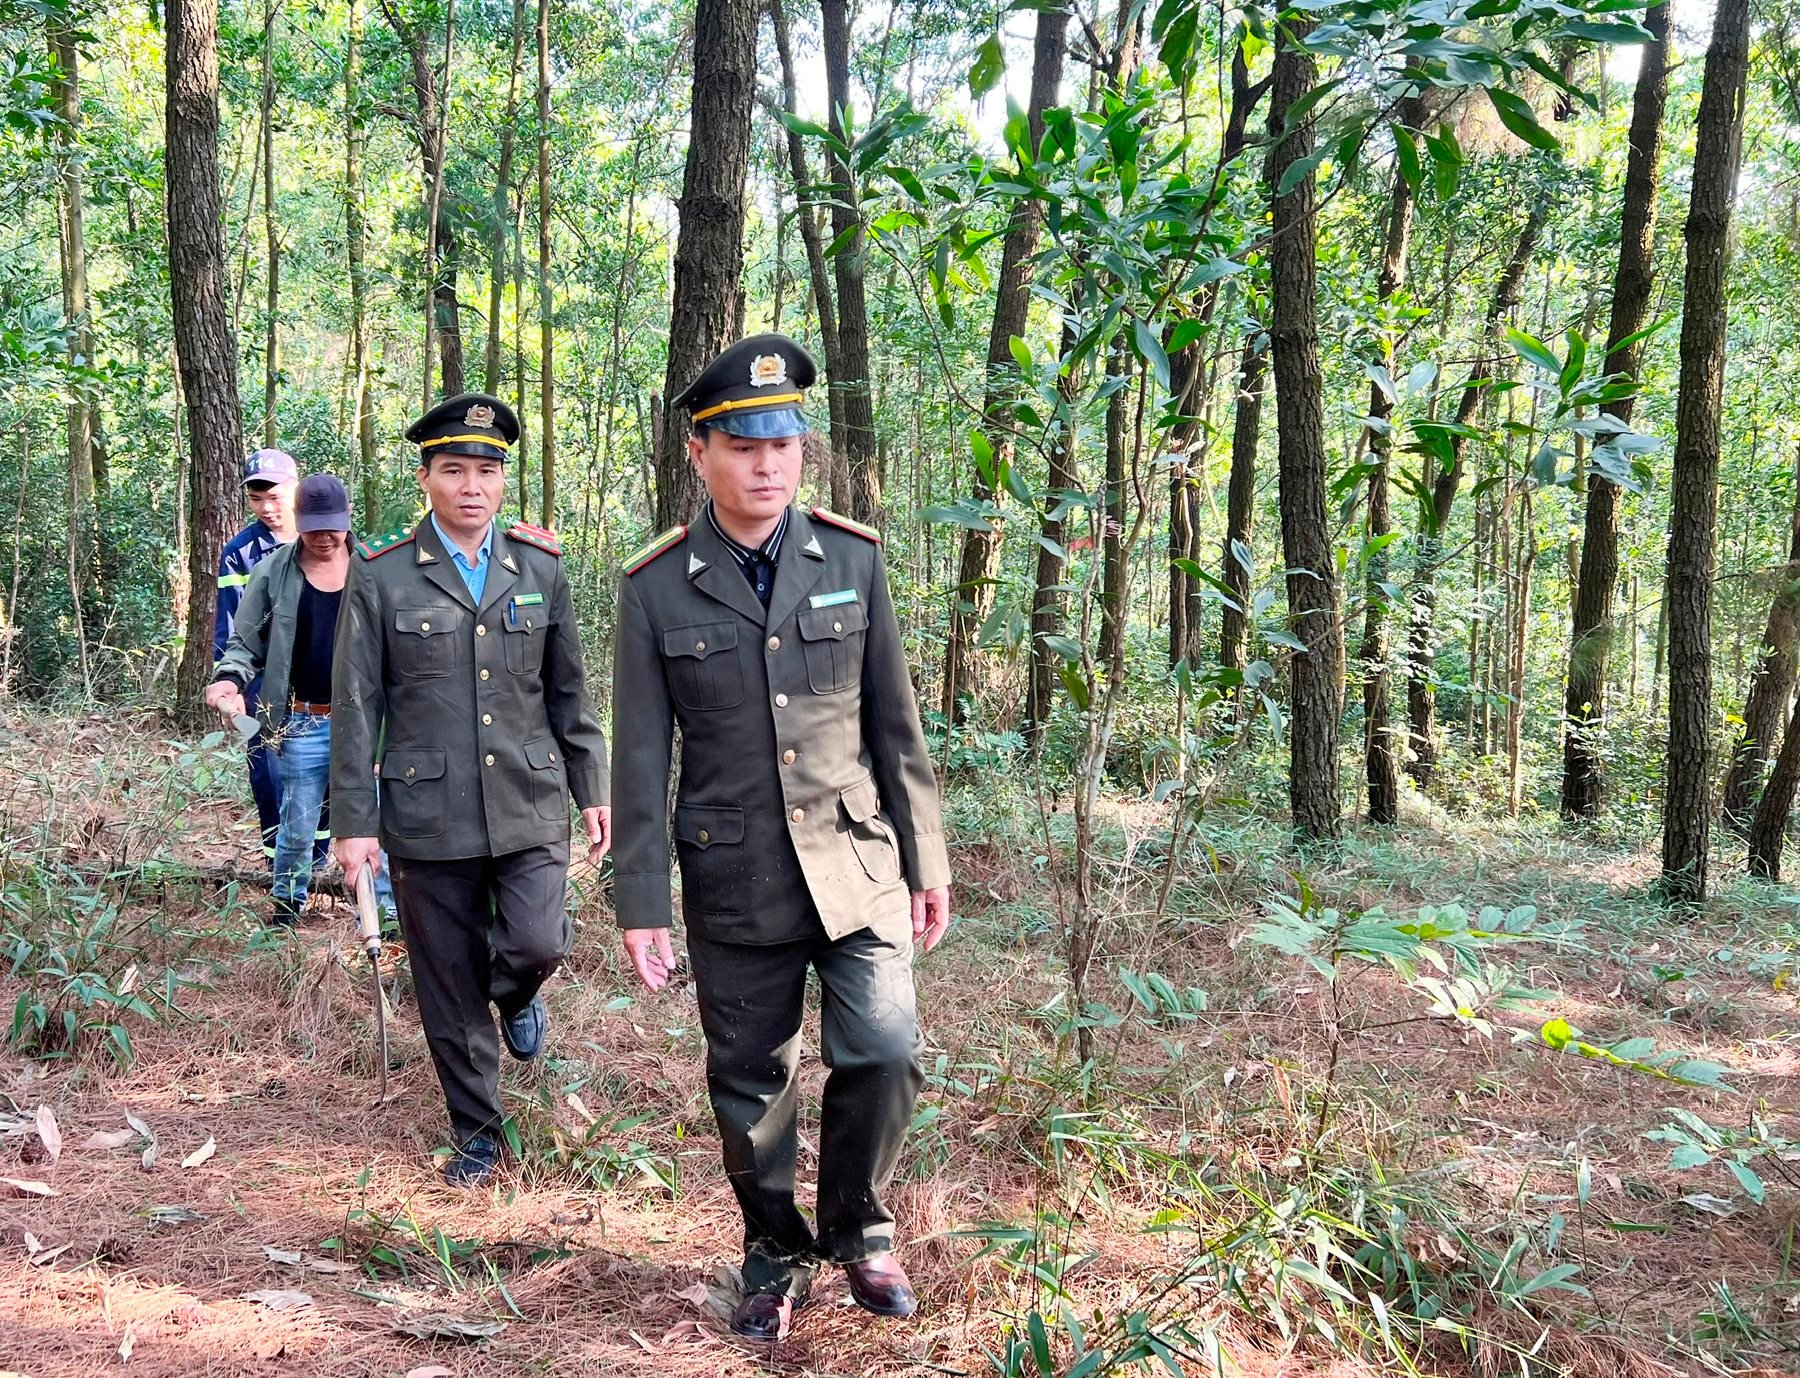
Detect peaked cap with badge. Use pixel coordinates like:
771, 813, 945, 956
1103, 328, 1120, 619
671, 334, 817, 439
406, 392, 521, 464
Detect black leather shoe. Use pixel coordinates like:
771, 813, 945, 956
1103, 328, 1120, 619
442, 1133, 501, 1187
501, 995, 546, 1060
729, 1290, 799, 1342
844, 1254, 917, 1318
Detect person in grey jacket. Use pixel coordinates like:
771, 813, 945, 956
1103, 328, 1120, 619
207, 475, 393, 927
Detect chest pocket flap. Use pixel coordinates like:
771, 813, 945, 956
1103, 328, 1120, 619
663, 621, 738, 660
661, 622, 744, 711
798, 603, 869, 642
396, 608, 459, 637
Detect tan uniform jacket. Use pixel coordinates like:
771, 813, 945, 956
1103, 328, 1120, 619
610, 506, 949, 945
330, 517, 609, 860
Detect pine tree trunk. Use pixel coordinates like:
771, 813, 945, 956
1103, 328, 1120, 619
1720, 446, 1800, 833
345, 0, 377, 523
484, 0, 526, 396
1099, 340, 1129, 669
260, 0, 280, 446
1508, 485, 1534, 815
49, 19, 96, 606
654, 0, 756, 528
1024, 313, 1081, 747
1749, 689, 1800, 880
1661, 0, 1750, 903
167, 0, 246, 719
1266, 19, 1340, 841
1219, 335, 1264, 695
1561, 2, 1670, 819
940, 6, 1067, 720
535, 0, 554, 524
1361, 99, 1422, 824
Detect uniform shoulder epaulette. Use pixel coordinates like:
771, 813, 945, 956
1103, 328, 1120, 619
505, 520, 562, 557
623, 525, 687, 575
356, 528, 415, 560
811, 506, 882, 544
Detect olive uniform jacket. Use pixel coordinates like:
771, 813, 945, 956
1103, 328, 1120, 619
329, 517, 609, 860
212, 539, 317, 737
610, 505, 950, 946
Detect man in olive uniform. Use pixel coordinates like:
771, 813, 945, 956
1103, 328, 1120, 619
331, 393, 611, 1187
611, 335, 953, 1340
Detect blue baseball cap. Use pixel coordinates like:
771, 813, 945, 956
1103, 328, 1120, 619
295, 474, 351, 533
243, 448, 299, 488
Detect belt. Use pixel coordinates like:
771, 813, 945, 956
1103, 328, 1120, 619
290, 699, 331, 717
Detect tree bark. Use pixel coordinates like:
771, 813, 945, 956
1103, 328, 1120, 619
1720, 446, 1800, 833
1749, 687, 1800, 880
484, 0, 527, 396
535, 0, 554, 524
167, 0, 246, 718
1024, 313, 1081, 746
1406, 205, 1543, 789
819, 0, 880, 525
940, 5, 1067, 720
654, 0, 757, 528
1266, 19, 1341, 841
1561, 2, 1670, 820
1219, 335, 1265, 693
48, 19, 96, 605
1099, 340, 1128, 668
260, 0, 280, 446
345, 0, 377, 522
1661, 0, 1750, 903
1360, 100, 1422, 824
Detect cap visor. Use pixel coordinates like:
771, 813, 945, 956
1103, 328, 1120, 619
295, 513, 350, 533
710, 408, 810, 439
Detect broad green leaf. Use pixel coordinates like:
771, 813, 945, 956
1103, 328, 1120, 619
1506, 327, 1562, 376
1393, 125, 1422, 195
1725, 1159, 1766, 1204
969, 34, 1005, 100
1134, 318, 1171, 392
1486, 87, 1560, 152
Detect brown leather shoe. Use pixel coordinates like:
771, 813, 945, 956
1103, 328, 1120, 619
844, 1254, 917, 1318
729, 1290, 799, 1342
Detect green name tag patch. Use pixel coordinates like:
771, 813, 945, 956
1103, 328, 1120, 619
810, 589, 859, 609
512, 592, 545, 607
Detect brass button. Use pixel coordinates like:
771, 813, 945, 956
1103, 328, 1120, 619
791, 808, 805, 823
476, 624, 487, 636
419, 620, 430, 631
696, 639, 706, 652
549, 752, 556, 762
480, 668, 491, 681
767, 636, 781, 651
697, 829, 710, 844
833, 621, 842, 633
482, 713, 492, 726
782, 749, 796, 765
484, 753, 496, 766
775, 693, 788, 707
404, 766, 416, 779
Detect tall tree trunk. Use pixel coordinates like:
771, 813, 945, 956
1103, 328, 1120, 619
1360, 97, 1422, 824
1749, 685, 1800, 879
767, 0, 846, 472
1266, 19, 1340, 841
1561, 2, 1670, 819
345, 0, 376, 522
941, 6, 1067, 721
1720, 445, 1800, 833
1024, 312, 1080, 746
1661, 0, 1750, 903
1507, 485, 1534, 816
1219, 335, 1265, 692
48, 19, 96, 607
820, 0, 880, 525
535, 0, 554, 523
513, 179, 529, 521
653, 0, 756, 528
167, 0, 246, 718
1099, 341, 1128, 668
484, 0, 526, 396
1406, 205, 1543, 788
260, 0, 280, 446
437, 231, 466, 396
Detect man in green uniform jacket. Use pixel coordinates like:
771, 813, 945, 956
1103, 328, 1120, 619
610, 335, 953, 1340
330, 394, 611, 1186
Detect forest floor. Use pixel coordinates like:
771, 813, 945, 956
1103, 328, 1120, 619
0, 708, 1798, 1377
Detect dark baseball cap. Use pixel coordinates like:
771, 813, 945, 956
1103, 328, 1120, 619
295, 474, 351, 533
244, 448, 299, 488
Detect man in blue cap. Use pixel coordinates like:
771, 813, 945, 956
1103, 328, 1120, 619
610, 335, 954, 1340
214, 448, 306, 871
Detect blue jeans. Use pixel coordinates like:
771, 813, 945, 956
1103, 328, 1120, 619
273, 712, 394, 914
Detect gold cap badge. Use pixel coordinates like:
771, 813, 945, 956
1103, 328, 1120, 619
749, 353, 788, 388
464, 402, 496, 428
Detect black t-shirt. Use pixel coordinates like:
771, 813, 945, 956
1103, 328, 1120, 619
289, 576, 342, 705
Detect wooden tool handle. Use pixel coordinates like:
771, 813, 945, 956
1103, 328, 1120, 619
354, 864, 382, 959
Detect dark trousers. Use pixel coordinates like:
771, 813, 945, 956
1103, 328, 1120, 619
389, 840, 572, 1143
688, 923, 924, 1298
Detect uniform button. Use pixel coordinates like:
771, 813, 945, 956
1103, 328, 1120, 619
791, 808, 805, 823
404, 766, 416, 779
549, 751, 556, 762
697, 829, 710, 844
775, 693, 788, 707
420, 620, 430, 631
833, 621, 842, 633
482, 713, 492, 725
484, 753, 496, 766
783, 749, 796, 765
696, 639, 706, 652
476, 623, 487, 636
767, 636, 781, 651
480, 668, 491, 681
